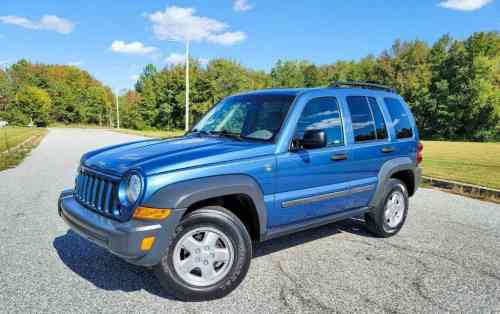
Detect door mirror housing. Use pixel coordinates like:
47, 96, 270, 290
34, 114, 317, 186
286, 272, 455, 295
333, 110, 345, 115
298, 129, 327, 150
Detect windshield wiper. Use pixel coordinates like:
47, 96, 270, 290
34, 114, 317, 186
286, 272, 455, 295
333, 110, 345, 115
211, 130, 244, 141
189, 129, 212, 136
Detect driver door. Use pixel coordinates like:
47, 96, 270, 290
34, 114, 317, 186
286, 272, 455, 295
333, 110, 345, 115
270, 97, 353, 228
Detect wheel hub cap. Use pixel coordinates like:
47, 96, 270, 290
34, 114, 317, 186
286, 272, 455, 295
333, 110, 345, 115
384, 191, 405, 228
173, 227, 234, 287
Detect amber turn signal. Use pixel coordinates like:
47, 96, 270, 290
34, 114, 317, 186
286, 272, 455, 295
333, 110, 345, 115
133, 206, 171, 220
140, 236, 156, 251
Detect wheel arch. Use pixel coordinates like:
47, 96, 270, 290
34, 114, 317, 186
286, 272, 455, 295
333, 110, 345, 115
370, 157, 417, 209
142, 175, 267, 239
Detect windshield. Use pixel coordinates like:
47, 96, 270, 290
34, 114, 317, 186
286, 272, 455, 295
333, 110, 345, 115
192, 94, 296, 141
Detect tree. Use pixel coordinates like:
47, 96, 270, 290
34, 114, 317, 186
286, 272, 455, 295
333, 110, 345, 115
14, 85, 52, 126
135, 64, 158, 93
271, 60, 310, 87
0, 69, 14, 114
120, 91, 145, 130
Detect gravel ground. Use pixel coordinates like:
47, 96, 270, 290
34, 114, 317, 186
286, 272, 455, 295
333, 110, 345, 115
0, 128, 499, 314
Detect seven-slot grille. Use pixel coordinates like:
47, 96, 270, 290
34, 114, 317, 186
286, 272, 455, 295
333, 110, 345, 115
74, 168, 119, 217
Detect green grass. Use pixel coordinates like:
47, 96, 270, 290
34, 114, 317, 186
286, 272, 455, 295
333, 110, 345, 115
0, 127, 47, 153
113, 128, 185, 138
421, 141, 500, 190
0, 127, 48, 171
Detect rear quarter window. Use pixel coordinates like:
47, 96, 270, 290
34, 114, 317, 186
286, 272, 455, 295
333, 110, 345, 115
383, 98, 413, 139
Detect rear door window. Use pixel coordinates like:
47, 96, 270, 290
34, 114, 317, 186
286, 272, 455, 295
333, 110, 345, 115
367, 97, 388, 140
346, 96, 376, 142
383, 98, 413, 139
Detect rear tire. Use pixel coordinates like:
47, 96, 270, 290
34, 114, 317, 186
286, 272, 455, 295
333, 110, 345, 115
154, 206, 252, 301
365, 179, 409, 237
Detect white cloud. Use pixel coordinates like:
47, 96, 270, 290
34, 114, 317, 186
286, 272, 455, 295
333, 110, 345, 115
233, 0, 254, 12
67, 60, 84, 66
111, 40, 158, 55
147, 6, 246, 45
438, 0, 493, 11
0, 15, 75, 34
165, 53, 187, 65
130, 74, 140, 81
207, 31, 247, 45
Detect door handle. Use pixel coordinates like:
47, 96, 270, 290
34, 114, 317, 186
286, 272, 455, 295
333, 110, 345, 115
331, 153, 348, 161
382, 147, 395, 153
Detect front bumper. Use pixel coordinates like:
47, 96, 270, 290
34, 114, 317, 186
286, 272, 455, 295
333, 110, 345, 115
58, 190, 185, 267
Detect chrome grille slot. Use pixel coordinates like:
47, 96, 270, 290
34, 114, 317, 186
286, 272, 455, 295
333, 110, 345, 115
73, 168, 119, 218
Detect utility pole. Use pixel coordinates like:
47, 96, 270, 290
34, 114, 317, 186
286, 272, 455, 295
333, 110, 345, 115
185, 40, 190, 132
115, 89, 120, 129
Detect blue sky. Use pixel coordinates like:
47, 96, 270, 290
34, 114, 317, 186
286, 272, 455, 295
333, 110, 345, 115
1, 0, 499, 91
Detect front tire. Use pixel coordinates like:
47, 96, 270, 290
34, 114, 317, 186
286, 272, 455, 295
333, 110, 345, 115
154, 206, 252, 301
365, 179, 409, 237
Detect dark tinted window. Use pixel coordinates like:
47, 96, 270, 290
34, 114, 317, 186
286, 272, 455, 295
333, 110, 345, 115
347, 96, 376, 142
296, 97, 344, 147
368, 97, 388, 140
384, 98, 413, 139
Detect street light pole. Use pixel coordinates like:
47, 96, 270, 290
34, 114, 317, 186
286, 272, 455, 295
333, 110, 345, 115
166, 38, 190, 132
185, 40, 190, 132
115, 89, 120, 129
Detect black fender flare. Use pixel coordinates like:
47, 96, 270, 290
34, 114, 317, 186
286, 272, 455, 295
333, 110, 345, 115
143, 175, 268, 237
369, 157, 417, 209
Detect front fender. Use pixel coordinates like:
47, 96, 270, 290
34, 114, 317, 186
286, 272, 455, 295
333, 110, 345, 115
142, 175, 268, 237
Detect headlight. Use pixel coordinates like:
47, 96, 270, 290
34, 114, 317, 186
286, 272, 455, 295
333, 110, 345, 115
126, 174, 142, 204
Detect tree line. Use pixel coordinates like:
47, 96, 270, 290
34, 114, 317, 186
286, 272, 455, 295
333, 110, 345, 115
1, 31, 499, 141
0, 59, 113, 127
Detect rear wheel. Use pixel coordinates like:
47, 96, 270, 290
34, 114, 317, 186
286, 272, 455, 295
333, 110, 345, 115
365, 179, 409, 237
154, 206, 252, 301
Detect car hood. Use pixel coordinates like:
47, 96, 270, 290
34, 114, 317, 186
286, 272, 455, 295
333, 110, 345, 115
82, 135, 274, 176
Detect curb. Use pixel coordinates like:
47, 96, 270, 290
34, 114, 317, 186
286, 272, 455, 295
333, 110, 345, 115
422, 176, 500, 203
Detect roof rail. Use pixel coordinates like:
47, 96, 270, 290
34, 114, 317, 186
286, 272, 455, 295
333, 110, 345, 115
329, 81, 396, 93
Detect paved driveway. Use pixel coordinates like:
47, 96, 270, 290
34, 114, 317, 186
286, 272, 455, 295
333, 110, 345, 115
0, 128, 499, 313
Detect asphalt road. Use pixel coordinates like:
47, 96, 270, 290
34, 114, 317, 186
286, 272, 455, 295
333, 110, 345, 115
0, 128, 499, 314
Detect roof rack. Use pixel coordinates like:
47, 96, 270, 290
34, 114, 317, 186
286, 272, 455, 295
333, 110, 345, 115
329, 81, 396, 93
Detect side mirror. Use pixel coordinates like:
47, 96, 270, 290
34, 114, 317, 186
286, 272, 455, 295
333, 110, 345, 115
299, 129, 327, 150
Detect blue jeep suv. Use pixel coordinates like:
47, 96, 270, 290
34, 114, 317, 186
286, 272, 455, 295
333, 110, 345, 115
58, 81, 422, 300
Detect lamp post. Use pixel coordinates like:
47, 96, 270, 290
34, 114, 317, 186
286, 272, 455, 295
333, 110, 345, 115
167, 39, 190, 132
185, 40, 190, 132
115, 88, 120, 129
